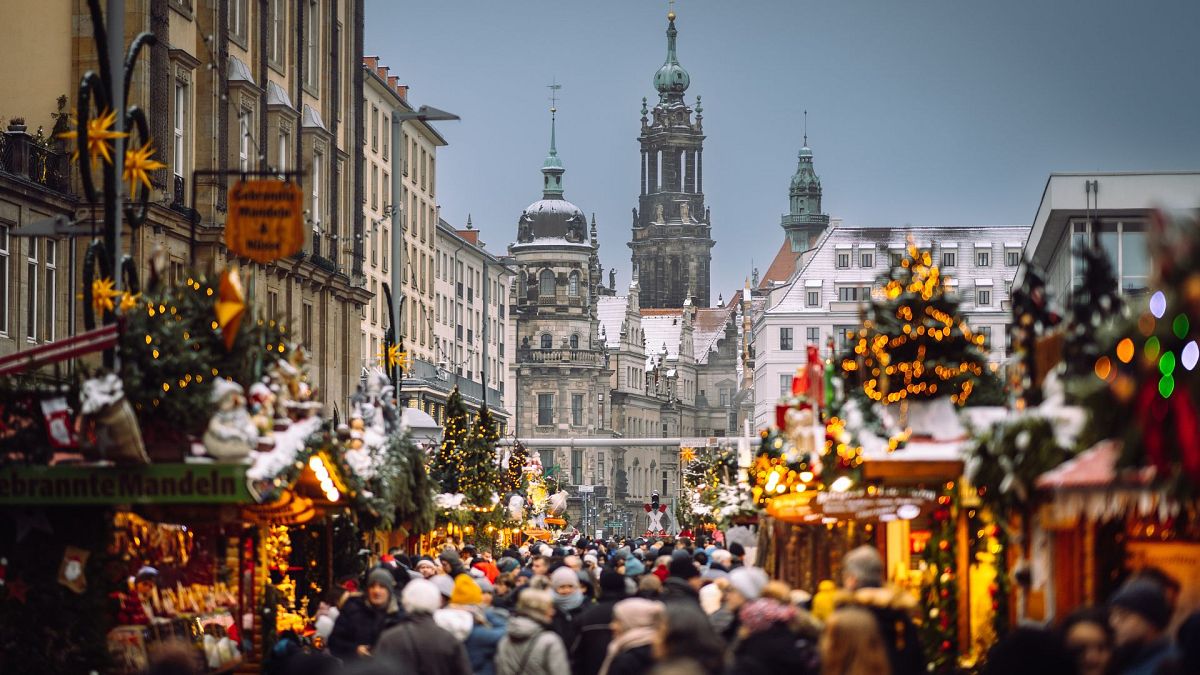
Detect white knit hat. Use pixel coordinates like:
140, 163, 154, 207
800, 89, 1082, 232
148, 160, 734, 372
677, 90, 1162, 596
401, 579, 442, 614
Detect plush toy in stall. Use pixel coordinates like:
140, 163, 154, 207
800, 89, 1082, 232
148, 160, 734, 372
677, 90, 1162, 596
40, 396, 78, 449
202, 379, 259, 461
80, 374, 149, 464
247, 382, 276, 440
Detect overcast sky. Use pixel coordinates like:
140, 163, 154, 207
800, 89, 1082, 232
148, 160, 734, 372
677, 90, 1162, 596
364, 0, 1200, 303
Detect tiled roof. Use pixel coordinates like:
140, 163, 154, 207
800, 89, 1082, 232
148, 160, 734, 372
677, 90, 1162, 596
759, 240, 802, 289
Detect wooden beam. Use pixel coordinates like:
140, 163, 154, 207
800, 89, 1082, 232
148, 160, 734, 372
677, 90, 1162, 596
863, 459, 964, 482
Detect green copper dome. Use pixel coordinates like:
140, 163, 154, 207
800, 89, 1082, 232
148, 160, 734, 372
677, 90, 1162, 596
653, 14, 690, 97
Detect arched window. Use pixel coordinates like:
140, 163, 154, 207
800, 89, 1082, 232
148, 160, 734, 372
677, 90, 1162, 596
539, 269, 556, 296
540, 333, 552, 349
569, 334, 579, 349
568, 271, 580, 296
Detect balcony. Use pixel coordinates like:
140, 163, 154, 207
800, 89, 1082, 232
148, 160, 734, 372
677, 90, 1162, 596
517, 347, 606, 368
0, 124, 70, 193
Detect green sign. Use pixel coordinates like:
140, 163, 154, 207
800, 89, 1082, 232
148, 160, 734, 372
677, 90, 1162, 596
0, 463, 252, 505
605, 521, 623, 528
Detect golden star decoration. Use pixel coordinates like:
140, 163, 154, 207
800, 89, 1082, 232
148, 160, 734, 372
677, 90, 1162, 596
379, 343, 411, 371
123, 141, 167, 194
58, 109, 128, 165
214, 268, 246, 351
91, 277, 119, 315
118, 290, 141, 313
680, 447, 697, 463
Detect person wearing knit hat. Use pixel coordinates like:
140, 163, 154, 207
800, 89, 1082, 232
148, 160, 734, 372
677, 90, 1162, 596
623, 557, 646, 577
1109, 579, 1176, 674
415, 556, 439, 579
495, 556, 520, 575
450, 574, 484, 606
431, 574, 456, 603
662, 557, 703, 605
326, 566, 403, 661
571, 567, 633, 675
376, 578, 473, 674
438, 547, 466, 577
728, 541, 746, 568
597, 598, 664, 675
549, 565, 588, 647
711, 566, 768, 643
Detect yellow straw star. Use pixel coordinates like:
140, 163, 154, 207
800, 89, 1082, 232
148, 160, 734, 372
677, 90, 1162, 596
91, 277, 119, 315
123, 141, 167, 194
680, 447, 697, 463
118, 290, 141, 313
58, 109, 127, 166
214, 268, 246, 351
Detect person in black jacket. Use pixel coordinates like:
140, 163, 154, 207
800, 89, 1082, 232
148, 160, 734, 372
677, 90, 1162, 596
551, 565, 590, 652
661, 557, 703, 607
573, 568, 629, 675
327, 567, 405, 661
839, 546, 924, 675
728, 597, 819, 675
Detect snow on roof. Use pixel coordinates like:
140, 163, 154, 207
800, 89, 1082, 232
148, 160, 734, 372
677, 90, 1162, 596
642, 312, 683, 369
509, 237, 593, 249
693, 306, 734, 365
597, 296, 628, 349
804, 279, 823, 287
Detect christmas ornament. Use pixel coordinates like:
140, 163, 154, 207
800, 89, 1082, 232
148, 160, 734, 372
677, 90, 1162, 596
57, 545, 90, 594
214, 268, 246, 351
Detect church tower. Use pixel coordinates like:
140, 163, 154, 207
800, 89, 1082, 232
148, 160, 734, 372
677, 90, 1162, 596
629, 10, 714, 309
780, 127, 830, 253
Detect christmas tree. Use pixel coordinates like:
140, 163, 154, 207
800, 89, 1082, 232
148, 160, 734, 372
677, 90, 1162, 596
461, 407, 501, 508
920, 483, 960, 673
840, 244, 988, 406
500, 440, 529, 496
1009, 261, 1061, 407
431, 387, 470, 495
1063, 238, 1123, 379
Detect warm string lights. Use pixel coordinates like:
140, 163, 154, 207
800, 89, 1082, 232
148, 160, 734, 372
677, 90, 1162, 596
920, 481, 960, 672
841, 244, 987, 407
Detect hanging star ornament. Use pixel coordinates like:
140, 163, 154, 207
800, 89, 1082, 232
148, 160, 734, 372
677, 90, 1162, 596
123, 141, 167, 194
91, 277, 119, 315
680, 447, 697, 463
57, 109, 127, 165
118, 290, 141, 313
214, 267, 246, 351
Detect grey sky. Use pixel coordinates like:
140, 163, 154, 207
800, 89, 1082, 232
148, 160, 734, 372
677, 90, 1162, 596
364, 0, 1200, 302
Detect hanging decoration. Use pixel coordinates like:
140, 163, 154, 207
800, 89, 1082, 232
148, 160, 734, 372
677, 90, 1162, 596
213, 268, 247, 352
56, 546, 91, 595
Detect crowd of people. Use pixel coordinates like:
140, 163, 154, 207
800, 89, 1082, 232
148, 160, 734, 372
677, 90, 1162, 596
145, 534, 1200, 675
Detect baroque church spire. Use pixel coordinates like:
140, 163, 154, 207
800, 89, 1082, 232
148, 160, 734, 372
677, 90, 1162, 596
542, 99, 565, 199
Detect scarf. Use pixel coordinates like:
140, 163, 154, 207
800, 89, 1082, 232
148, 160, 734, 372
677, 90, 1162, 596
553, 590, 584, 612
597, 626, 657, 675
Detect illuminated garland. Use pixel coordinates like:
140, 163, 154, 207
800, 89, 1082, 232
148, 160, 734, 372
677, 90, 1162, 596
919, 481, 960, 673
840, 244, 988, 407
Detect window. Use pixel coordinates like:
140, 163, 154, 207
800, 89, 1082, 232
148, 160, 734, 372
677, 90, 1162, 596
976, 249, 990, 267
779, 373, 791, 396
43, 240, 55, 341
806, 290, 819, 307
267, 289, 279, 320
311, 150, 322, 234
278, 128, 289, 172
0, 224, 8, 335
268, 0, 286, 64
173, 81, 187, 178
976, 289, 991, 306
540, 333, 552, 349
304, 0, 320, 89
302, 302, 313, 347
860, 251, 874, 268
943, 251, 956, 267
238, 112, 250, 171
369, 280, 377, 322
382, 171, 389, 214
598, 453, 605, 485
572, 449, 583, 485
889, 251, 903, 267
807, 327, 820, 344
25, 239, 37, 342
719, 389, 730, 407
571, 394, 584, 426
568, 271, 579, 296
371, 105, 378, 151
1006, 250, 1020, 266
780, 327, 793, 351
381, 227, 389, 271
569, 334, 579, 349
835, 325, 857, 351
1072, 220, 1148, 296
382, 120, 389, 159
977, 325, 992, 349
537, 393, 554, 425
539, 269, 555, 296
370, 165, 378, 210
836, 252, 850, 269
837, 286, 871, 302
228, 0, 247, 44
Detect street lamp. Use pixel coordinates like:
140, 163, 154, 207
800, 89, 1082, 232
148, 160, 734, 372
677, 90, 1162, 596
389, 105, 459, 396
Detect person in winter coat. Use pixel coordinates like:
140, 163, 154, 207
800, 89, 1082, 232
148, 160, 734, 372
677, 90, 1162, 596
434, 575, 508, 675
729, 596, 819, 675
550, 565, 589, 651
660, 557, 703, 607
651, 602, 726, 675
374, 578, 472, 675
494, 589, 571, 675
709, 566, 767, 644
820, 607, 892, 675
574, 568, 630, 675
837, 546, 923, 675
597, 598, 663, 675
327, 567, 404, 661
1108, 579, 1178, 675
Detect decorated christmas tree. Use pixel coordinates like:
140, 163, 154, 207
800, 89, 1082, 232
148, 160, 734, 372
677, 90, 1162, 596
431, 387, 470, 495
1063, 238, 1123, 379
920, 483, 960, 673
500, 439, 529, 496
461, 407, 501, 508
840, 244, 989, 409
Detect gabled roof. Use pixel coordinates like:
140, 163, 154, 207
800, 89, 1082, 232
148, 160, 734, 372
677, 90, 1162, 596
693, 306, 735, 365
642, 311, 683, 369
760, 240, 802, 289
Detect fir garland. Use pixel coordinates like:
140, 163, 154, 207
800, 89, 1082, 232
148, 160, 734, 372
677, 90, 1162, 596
965, 416, 1072, 514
